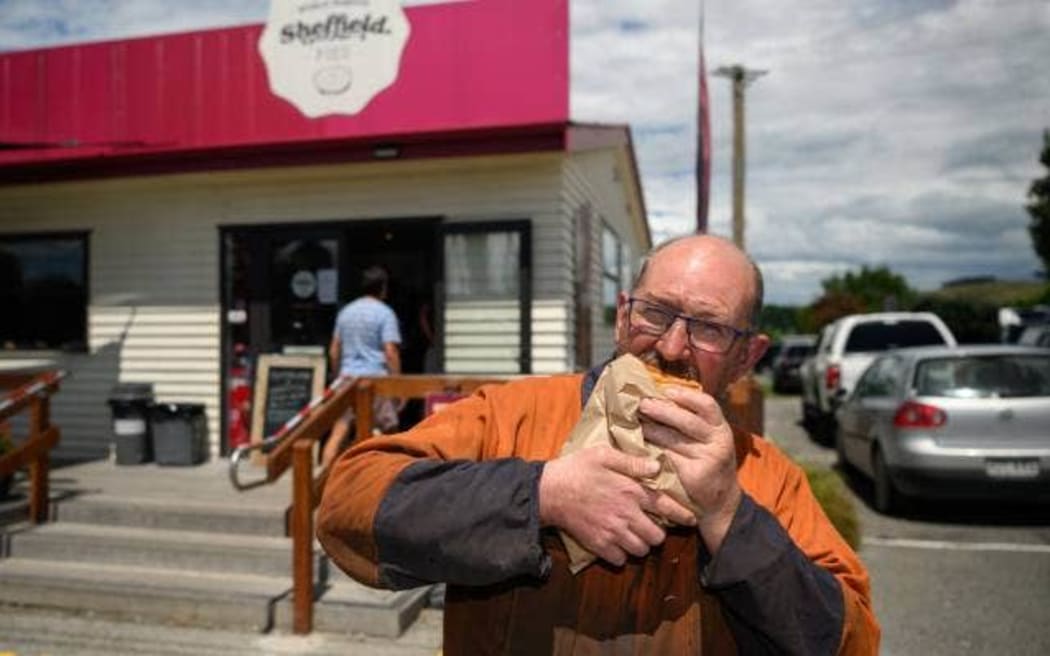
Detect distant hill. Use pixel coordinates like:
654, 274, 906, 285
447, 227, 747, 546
922, 279, 1048, 306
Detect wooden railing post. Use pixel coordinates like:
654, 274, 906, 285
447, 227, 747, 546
728, 375, 764, 436
28, 395, 51, 523
291, 439, 314, 634
354, 381, 374, 444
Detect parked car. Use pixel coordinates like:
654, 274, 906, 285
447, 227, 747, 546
799, 312, 957, 443
1017, 323, 1050, 348
755, 340, 781, 374
771, 334, 816, 394
835, 344, 1050, 514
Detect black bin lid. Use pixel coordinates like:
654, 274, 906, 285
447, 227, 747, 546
150, 403, 206, 417
108, 382, 155, 402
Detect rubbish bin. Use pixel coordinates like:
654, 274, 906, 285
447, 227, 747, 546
150, 403, 207, 466
107, 383, 155, 465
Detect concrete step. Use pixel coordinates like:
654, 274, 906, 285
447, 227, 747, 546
0, 492, 29, 529
0, 604, 445, 656
0, 558, 290, 631
302, 561, 434, 637
52, 493, 287, 536
276, 579, 432, 638
7, 522, 316, 577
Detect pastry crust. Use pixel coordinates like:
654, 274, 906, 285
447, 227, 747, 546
643, 362, 703, 391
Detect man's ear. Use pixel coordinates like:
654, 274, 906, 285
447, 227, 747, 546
731, 332, 771, 380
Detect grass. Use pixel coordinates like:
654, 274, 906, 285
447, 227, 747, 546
803, 464, 861, 550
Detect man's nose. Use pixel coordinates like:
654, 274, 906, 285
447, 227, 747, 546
656, 317, 692, 360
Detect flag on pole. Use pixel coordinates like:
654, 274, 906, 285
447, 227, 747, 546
696, 0, 711, 233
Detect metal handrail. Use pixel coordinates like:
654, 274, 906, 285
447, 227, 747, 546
227, 375, 356, 492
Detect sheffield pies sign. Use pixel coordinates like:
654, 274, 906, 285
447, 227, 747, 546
259, 0, 411, 118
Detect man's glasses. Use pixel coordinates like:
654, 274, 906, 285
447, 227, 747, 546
627, 297, 752, 354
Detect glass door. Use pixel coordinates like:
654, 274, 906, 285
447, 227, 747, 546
220, 226, 343, 453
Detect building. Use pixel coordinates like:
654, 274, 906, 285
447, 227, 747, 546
0, 0, 651, 461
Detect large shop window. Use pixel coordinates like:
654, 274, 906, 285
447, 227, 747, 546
0, 232, 89, 351
601, 225, 628, 325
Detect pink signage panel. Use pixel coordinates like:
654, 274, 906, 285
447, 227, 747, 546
0, 0, 569, 167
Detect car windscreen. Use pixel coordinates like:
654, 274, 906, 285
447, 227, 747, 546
782, 345, 813, 359
843, 321, 947, 353
914, 354, 1050, 398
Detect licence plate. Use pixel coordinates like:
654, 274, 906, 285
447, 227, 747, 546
984, 458, 1040, 480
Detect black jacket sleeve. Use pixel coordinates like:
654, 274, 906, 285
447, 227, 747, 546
373, 458, 551, 589
701, 494, 845, 655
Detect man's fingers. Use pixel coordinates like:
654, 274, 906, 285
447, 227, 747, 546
629, 512, 667, 547
641, 418, 705, 458
647, 489, 698, 527
599, 447, 660, 479
663, 387, 727, 426
594, 542, 628, 567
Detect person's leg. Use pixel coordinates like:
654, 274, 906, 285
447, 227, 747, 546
321, 407, 354, 469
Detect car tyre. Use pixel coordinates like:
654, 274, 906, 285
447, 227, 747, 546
872, 447, 901, 515
835, 430, 852, 472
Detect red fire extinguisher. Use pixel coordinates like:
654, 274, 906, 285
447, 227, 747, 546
227, 343, 252, 449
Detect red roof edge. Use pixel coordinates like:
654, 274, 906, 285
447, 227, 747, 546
0, 122, 571, 186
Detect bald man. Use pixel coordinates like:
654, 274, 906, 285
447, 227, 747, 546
318, 235, 880, 654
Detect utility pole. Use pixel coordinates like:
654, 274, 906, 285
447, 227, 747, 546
713, 64, 766, 250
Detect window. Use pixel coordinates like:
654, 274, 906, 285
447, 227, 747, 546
601, 225, 628, 325
445, 231, 520, 300
0, 232, 89, 351
855, 356, 902, 398
844, 320, 947, 353
916, 355, 1050, 399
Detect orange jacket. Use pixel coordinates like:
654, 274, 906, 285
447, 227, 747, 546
317, 373, 880, 654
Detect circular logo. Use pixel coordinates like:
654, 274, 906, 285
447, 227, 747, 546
291, 271, 318, 299
258, 0, 411, 117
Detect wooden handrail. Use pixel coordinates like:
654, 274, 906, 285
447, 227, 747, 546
294, 374, 514, 634
0, 369, 66, 524
353, 374, 512, 442
228, 372, 517, 635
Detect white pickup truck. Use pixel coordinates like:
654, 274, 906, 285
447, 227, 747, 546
799, 312, 957, 443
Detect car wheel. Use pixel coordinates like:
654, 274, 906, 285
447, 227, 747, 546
872, 447, 900, 515
835, 430, 852, 472
815, 413, 837, 447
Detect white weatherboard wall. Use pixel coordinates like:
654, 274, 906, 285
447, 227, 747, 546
0, 151, 581, 459
563, 148, 647, 366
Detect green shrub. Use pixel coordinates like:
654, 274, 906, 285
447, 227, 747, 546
803, 464, 861, 550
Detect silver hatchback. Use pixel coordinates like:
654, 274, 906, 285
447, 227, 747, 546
835, 344, 1050, 514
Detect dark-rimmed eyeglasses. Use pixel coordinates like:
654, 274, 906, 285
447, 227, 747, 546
627, 297, 752, 354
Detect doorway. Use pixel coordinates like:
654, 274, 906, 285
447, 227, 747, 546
219, 218, 441, 454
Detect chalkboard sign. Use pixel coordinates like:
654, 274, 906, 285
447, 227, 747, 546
250, 354, 326, 464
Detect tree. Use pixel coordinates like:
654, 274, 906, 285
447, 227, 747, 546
820, 265, 917, 311
1027, 129, 1050, 277
805, 265, 917, 329
806, 292, 867, 330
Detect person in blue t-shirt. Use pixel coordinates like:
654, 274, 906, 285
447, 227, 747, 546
322, 266, 402, 468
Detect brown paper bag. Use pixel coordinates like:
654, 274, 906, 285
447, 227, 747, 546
558, 353, 701, 573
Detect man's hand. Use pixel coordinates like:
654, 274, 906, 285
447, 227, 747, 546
539, 445, 696, 567
638, 386, 742, 554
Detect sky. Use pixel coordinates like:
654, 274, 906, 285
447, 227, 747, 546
1, 0, 1048, 305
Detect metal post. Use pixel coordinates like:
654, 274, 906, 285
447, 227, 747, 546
713, 65, 766, 250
